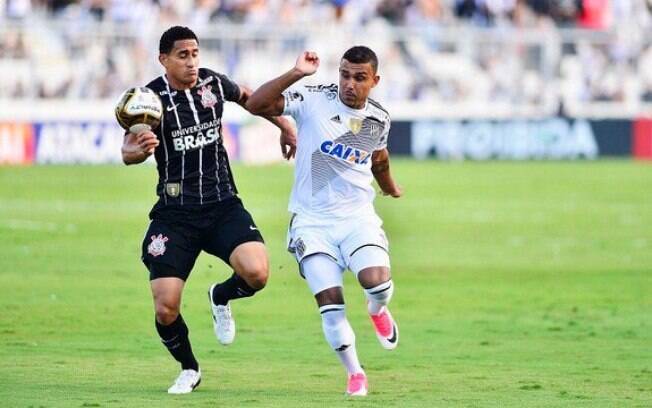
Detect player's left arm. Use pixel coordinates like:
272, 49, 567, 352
237, 84, 297, 160
371, 148, 402, 198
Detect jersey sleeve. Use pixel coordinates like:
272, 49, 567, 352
215, 73, 241, 102
282, 85, 314, 121
375, 119, 391, 151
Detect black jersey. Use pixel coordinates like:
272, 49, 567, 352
146, 68, 240, 207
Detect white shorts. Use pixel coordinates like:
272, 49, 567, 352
287, 212, 391, 294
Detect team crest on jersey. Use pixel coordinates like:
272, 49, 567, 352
349, 118, 362, 134
294, 238, 306, 258
148, 234, 169, 257
198, 85, 218, 108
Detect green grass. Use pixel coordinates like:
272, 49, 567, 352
0, 160, 650, 407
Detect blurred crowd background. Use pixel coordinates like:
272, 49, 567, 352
1, 0, 652, 117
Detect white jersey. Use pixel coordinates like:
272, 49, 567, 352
283, 84, 391, 224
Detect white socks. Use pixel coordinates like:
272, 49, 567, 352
364, 279, 394, 315
319, 304, 363, 375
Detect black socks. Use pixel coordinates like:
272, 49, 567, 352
211, 272, 257, 306
155, 314, 199, 371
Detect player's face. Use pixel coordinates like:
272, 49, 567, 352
159, 39, 200, 89
338, 59, 379, 109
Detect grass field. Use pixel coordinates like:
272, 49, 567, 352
0, 160, 650, 407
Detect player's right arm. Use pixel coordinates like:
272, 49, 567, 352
121, 131, 159, 165
245, 51, 320, 116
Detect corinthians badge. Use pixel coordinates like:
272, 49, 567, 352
148, 234, 169, 257
198, 85, 218, 108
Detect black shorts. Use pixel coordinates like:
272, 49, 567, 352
141, 196, 264, 281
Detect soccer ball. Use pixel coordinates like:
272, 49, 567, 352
114, 87, 163, 134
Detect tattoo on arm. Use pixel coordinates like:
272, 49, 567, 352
371, 160, 389, 174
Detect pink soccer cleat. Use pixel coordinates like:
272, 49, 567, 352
346, 372, 368, 396
369, 306, 399, 350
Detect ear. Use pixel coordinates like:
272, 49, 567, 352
371, 74, 380, 88
158, 54, 166, 67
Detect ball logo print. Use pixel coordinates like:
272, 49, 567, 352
147, 234, 169, 257
114, 87, 163, 134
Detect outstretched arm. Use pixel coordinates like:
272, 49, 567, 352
245, 51, 320, 116
371, 148, 402, 198
236, 84, 297, 160
121, 131, 159, 165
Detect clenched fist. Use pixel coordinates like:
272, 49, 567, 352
294, 51, 320, 76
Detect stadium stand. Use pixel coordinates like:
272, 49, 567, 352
1, 0, 652, 118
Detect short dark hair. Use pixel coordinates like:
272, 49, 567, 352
159, 26, 198, 54
342, 46, 378, 73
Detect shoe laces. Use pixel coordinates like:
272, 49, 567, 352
216, 304, 232, 330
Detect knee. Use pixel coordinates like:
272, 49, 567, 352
155, 303, 179, 325
241, 262, 269, 290
357, 266, 391, 289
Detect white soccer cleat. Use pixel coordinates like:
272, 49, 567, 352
167, 369, 201, 394
208, 283, 235, 345
346, 372, 368, 397
369, 305, 399, 350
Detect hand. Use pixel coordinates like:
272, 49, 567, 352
136, 131, 159, 155
280, 125, 297, 160
294, 51, 319, 76
381, 185, 403, 198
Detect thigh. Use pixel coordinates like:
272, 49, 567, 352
229, 241, 268, 275
340, 215, 390, 271
301, 253, 345, 296
141, 219, 201, 281
202, 197, 264, 264
150, 277, 185, 308
287, 218, 344, 268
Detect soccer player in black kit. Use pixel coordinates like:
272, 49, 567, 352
121, 26, 296, 394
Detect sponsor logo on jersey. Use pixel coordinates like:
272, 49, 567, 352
171, 119, 220, 151
349, 118, 362, 134
198, 85, 218, 108
197, 76, 214, 88
320, 140, 371, 165
148, 234, 169, 257
287, 91, 304, 102
306, 84, 337, 93
330, 115, 341, 123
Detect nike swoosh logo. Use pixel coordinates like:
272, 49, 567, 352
249, 225, 258, 231
387, 324, 397, 343
166, 104, 179, 112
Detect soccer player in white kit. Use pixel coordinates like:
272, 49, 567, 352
246, 46, 402, 396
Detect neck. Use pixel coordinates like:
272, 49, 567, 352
167, 75, 196, 90
340, 93, 366, 110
